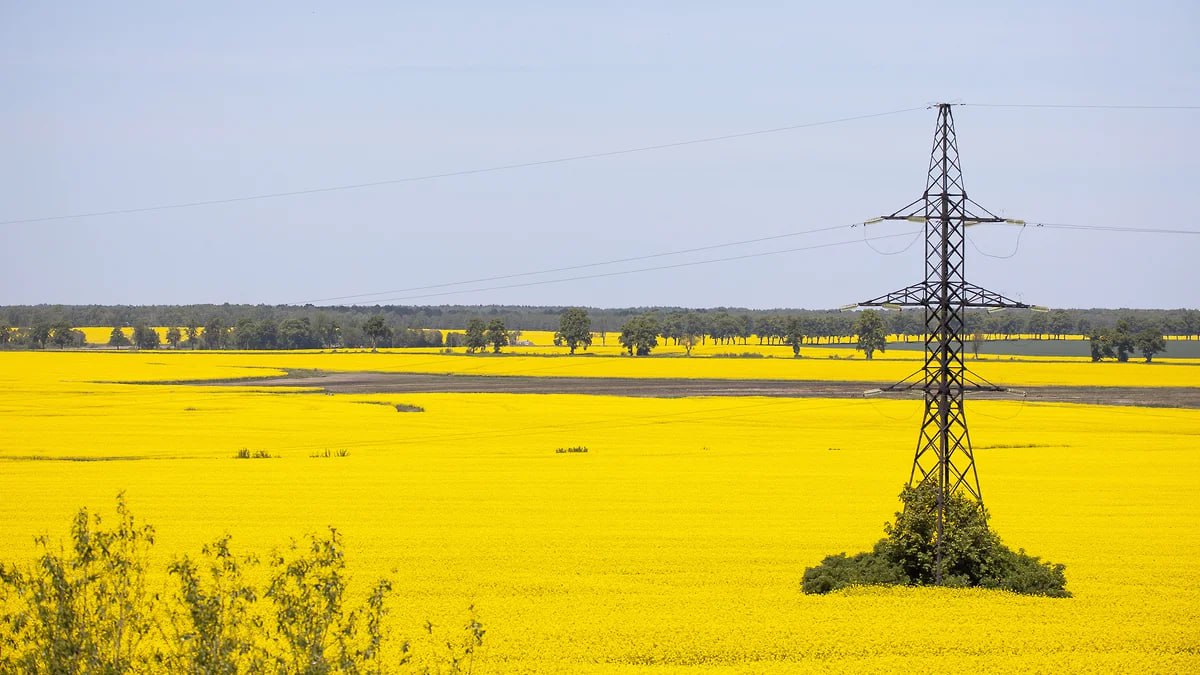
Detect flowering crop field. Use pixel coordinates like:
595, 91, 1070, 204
9, 348, 1200, 388
1, 350, 1198, 671
77, 326, 181, 344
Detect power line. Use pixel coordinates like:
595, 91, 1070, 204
1020, 222, 1200, 235
860, 223, 923, 256
330, 229, 922, 305
0, 106, 925, 226
965, 103, 1200, 110
297, 221, 862, 304
306, 220, 1199, 307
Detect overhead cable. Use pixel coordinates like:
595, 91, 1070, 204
297, 221, 862, 304
332, 230, 922, 305
0, 106, 925, 226
965, 103, 1200, 110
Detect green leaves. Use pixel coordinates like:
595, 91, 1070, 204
556, 307, 592, 355
618, 314, 659, 356
854, 309, 887, 360
1, 498, 484, 673
803, 483, 1070, 598
0, 493, 156, 673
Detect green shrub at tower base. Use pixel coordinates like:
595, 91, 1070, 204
802, 482, 1070, 597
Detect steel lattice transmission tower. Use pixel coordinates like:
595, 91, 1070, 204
850, 103, 1040, 581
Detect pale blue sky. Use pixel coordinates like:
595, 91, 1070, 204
2, 1, 1197, 308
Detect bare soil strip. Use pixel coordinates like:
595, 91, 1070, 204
213, 372, 1200, 409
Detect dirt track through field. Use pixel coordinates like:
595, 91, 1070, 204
219, 372, 1200, 409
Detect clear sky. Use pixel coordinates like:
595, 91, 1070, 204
2, 1, 1197, 309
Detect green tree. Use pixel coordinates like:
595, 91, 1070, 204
233, 319, 260, 350
485, 319, 508, 354
27, 323, 52, 348
660, 312, 683, 346
855, 310, 887, 360
464, 318, 487, 354
783, 316, 804, 357
736, 315, 754, 345
108, 326, 132, 349
1179, 309, 1200, 340
969, 332, 985, 359
166, 327, 182, 349
758, 315, 785, 345
0, 324, 12, 345
202, 319, 228, 350
619, 314, 659, 356
1089, 332, 1114, 362
1135, 327, 1166, 363
362, 315, 391, 349
555, 308, 592, 355
682, 313, 706, 355
1026, 311, 1048, 339
312, 313, 341, 348
48, 321, 75, 348
1047, 309, 1073, 339
184, 321, 201, 349
278, 317, 318, 350
1111, 318, 1136, 362
1075, 317, 1092, 338
132, 325, 160, 350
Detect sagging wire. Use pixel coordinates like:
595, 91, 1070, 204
967, 222, 1026, 259
970, 390, 1030, 422
855, 221, 923, 256
865, 395, 921, 422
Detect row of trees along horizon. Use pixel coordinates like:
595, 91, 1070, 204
0, 305, 1192, 362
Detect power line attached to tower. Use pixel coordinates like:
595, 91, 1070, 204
845, 103, 1041, 582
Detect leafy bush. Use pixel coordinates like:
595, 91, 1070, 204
264, 528, 396, 673
803, 482, 1069, 597
163, 535, 262, 673
0, 496, 485, 673
0, 494, 157, 672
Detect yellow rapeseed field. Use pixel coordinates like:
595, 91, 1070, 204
77, 326, 181, 344
1, 350, 1198, 671
10, 348, 1200, 388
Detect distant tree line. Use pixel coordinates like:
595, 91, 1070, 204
611, 308, 890, 358
0, 304, 1195, 351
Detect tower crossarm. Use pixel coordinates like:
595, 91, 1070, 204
854, 282, 930, 308
853, 281, 1030, 310
960, 282, 1029, 309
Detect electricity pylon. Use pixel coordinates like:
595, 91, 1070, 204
850, 103, 1040, 581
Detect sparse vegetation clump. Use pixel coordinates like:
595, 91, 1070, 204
555, 446, 589, 453
234, 448, 273, 459
0, 496, 484, 673
803, 482, 1069, 597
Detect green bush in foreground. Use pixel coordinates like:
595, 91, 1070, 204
803, 482, 1070, 597
0, 494, 485, 673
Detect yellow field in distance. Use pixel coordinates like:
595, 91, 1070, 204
9, 348, 1199, 389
